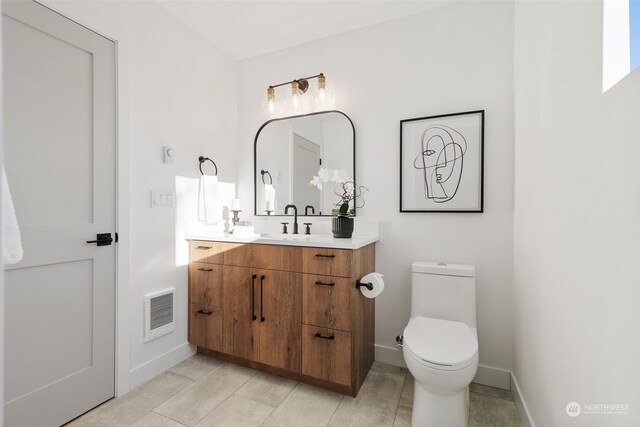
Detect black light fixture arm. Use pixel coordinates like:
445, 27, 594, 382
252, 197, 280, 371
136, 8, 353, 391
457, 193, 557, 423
269, 73, 324, 90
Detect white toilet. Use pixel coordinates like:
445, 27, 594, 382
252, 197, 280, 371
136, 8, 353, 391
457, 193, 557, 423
402, 261, 479, 427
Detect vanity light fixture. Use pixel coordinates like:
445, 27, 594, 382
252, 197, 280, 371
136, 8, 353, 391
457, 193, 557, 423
265, 73, 327, 114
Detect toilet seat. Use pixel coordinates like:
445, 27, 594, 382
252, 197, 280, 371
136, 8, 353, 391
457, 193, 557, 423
404, 316, 478, 371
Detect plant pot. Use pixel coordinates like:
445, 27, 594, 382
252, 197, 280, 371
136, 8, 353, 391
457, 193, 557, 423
332, 216, 354, 238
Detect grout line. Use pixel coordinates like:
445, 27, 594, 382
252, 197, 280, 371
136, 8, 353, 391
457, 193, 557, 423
324, 395, 345, 426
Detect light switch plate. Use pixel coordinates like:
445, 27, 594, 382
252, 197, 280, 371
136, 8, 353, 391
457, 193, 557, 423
151, 190, 174, 208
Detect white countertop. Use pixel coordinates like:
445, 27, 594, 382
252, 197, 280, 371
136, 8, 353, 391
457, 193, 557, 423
186, 233, 379, 250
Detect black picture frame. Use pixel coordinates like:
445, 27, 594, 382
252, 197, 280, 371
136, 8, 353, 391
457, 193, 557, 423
400, 110, 484, 213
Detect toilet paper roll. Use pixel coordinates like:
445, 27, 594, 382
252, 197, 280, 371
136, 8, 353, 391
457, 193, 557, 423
359, 272, 384, 298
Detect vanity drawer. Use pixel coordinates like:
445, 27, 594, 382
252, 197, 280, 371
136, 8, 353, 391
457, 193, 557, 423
189, 263, 223, 307
189, 304, 223, 352
302, 325, 351, 386
302, 248, 353, 278
302, 275, 351, 331
224, 243, 302, 272
190, 240, 227, 264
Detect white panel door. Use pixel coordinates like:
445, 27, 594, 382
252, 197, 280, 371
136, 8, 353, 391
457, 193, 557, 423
2, 1, 116, 426
292, 133, 321, 213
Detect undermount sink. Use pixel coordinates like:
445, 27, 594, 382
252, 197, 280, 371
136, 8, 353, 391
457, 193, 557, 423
259, 233, 319, 241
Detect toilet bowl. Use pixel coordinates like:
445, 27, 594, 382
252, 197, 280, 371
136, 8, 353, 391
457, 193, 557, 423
403, 316, 478, 427
404, 261, 478, 427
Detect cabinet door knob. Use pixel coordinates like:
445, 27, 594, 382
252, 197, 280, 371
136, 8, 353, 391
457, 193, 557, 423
314, 281, 335, 287
195, 245, 212, 250
315, 254, 335, 259
314, 333, 335, 340
197, 268, 213, 272
196, 310, 212, 316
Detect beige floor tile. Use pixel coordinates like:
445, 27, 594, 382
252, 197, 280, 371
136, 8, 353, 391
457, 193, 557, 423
67, 372, 193, 427
469, 391, 522, 427
169, 354, 225, 381
371, 361, 408, 377
470, 383, 514, 402
392, 405, 412, 427
131, 412, 186, 427
235, 371, 297, 406
154, 363, 256, 426
262, 383, 343, 427
328, 370, 405, 427
194, 395, 274, 427
399, 373, 414, 409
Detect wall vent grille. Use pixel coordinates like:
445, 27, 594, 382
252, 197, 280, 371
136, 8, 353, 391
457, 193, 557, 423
144, 288, 176, 342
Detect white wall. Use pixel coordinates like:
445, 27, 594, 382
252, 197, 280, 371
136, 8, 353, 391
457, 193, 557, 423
42, 0, 237, 390
513, 1, 640, 425
237, 0, 515, 386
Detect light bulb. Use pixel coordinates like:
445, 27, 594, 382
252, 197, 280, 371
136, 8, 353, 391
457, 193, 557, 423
291, 81, 302, 110
317, 73, 326, 104
266, 86, 276, 114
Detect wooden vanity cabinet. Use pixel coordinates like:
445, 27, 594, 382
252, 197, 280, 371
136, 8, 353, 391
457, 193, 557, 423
188, 239, 375, 397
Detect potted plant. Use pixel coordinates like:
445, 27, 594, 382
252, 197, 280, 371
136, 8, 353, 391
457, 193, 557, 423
310, 168, 367, 238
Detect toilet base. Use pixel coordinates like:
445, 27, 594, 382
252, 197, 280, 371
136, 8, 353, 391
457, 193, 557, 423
411, 382, 469, 427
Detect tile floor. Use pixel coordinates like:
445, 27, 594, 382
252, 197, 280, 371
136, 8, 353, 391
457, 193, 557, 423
67, 355, 522, 427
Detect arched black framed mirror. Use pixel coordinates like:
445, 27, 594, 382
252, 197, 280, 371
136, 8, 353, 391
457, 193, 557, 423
254, 110, 356, 216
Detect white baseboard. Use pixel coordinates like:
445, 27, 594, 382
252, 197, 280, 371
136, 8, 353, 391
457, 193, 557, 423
129, 342, 195, 390
473, 365, 511, 390
511, 373, 535, 427
375, 344, 406, 367
374, 344, 510, 390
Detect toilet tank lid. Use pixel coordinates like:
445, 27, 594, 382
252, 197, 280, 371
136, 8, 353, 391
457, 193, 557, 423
412, 261, 475, 277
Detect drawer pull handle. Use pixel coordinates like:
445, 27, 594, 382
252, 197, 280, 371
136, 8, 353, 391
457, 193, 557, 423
315, 254, 336, 259
314, 333, 335, 340
315, 281, 335, 287
195, 246, 212, 250
197, 268, 213, 272
196, 309, 213, 316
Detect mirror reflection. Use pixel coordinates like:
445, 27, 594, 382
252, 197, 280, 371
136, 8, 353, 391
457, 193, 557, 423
255, 111, 355, 216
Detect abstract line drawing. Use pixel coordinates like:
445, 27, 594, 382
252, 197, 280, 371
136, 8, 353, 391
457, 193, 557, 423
413, 125, 467, 203
400, 110, 483, 213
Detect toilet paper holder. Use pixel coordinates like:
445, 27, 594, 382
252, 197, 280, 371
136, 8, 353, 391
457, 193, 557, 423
356, 280, 374, 291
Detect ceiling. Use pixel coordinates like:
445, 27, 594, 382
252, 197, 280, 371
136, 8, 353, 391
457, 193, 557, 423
155, 1, 452, 60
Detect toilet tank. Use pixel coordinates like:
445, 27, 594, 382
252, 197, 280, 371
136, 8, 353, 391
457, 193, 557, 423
411, 261, 476, 328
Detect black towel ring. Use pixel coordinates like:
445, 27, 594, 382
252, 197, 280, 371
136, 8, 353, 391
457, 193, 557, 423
199, 156, 218, 176
261, 170, 273, 185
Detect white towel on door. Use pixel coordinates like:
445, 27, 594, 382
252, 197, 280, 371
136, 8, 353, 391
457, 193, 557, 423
3, 168, 23, 265
198, 175, 222, 225
262, 184, 276, 213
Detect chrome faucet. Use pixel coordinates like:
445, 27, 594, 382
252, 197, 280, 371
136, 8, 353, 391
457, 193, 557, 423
284, 204, 299, 234
304, 205, 315, 215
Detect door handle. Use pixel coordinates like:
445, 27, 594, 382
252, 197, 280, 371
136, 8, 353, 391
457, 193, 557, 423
86, 233, 113, 246
195, 245, 212, 250
314, 254, 335, 259
196, 309, 213, 316
314, 333, 335, 340
197, 268, 213, 272
260, 275, 265, 323
251, 274, 257, 321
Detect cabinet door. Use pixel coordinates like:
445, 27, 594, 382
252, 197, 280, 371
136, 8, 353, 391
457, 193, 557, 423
223, 266, 260, 361
189, 304, 223, 351
258, 270, 302, 372
302, 325, 351, 386
189, 263, 223, 307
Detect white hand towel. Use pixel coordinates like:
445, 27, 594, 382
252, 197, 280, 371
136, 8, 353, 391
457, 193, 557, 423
198, 175, 223, 225
3, 168, 23, 265
263, 184, 276, 213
